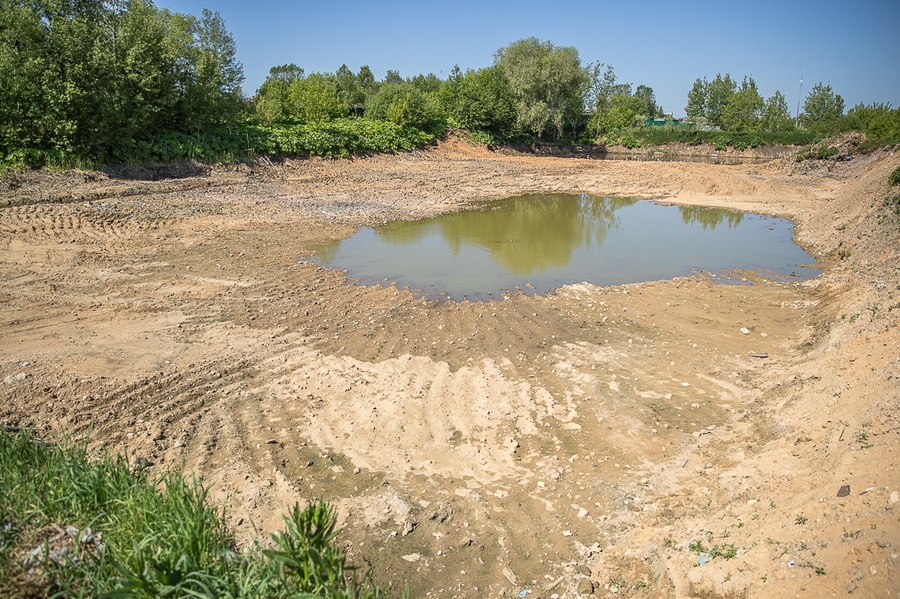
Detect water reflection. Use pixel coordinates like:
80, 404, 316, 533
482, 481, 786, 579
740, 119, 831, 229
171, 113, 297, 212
309, 194, 819, 301
378, 194, 637, 274
678, 205, 745, 230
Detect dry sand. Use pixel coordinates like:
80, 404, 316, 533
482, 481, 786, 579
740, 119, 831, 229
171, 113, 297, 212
1, 138, 898, 598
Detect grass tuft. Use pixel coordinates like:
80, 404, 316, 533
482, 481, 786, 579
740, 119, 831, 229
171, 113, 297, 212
0, 428, 385, 598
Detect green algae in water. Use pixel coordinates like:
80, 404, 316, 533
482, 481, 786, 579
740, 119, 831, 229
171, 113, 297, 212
309, 194, 820, 301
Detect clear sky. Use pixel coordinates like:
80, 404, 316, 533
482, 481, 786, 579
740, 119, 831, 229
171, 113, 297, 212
157, 0, 899, 118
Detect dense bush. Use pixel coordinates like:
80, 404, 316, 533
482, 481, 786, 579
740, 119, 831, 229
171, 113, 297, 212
263, 119, 435, 158
841, 103, 900, 146
0, 0, 244, 166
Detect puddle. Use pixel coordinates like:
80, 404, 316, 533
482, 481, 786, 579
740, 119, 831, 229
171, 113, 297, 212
309, 194, 820, 301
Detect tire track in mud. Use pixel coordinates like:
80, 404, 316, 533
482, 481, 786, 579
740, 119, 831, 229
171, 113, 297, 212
1, 202, 172, 249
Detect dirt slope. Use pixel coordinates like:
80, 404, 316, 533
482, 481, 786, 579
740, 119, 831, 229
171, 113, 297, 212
1, 142, 898, 598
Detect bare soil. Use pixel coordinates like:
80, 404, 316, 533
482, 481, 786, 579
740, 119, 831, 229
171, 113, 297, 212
2, 138, 898, 598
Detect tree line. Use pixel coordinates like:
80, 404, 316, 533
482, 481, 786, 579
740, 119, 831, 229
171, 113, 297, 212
1, 1, 897, 167
1, 0, 244, 165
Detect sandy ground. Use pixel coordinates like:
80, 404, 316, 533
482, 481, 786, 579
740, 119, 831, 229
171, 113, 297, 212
1, 138, 898, 598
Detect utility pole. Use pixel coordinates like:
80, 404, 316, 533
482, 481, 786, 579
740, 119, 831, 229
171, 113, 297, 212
796, 70, 804, 128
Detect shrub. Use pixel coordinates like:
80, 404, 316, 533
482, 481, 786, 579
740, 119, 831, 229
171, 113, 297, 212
889, 166, 900, 187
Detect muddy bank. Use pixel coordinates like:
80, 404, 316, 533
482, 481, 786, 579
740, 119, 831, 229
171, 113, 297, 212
1, 140, 898, 598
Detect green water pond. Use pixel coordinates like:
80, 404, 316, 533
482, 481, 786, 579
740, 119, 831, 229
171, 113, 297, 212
309, 193, 820, 301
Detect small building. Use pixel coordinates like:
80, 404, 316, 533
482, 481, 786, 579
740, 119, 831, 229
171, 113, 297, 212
644, 116, 684, 127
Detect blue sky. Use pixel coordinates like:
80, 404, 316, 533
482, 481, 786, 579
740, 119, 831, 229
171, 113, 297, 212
157, 0, 898, 118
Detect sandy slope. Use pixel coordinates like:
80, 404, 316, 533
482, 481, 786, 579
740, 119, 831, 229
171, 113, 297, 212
1, 141, 898, 598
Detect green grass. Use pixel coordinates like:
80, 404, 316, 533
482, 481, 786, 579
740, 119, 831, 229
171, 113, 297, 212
0, 429, 385, 598
889, 166, 900, 188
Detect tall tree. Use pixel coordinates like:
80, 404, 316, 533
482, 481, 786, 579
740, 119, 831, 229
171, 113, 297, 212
495, 37, 588, 140
634, 85, 662, 118
685, 77, 709, 124
761, 91, 794, 132
334, 64, 364, 111
801, 82, 845, 133
255, 64, 304, 124
287, 73, 347, 124
439, 65, 516, 136
706, 73, 736, 128
721, 76, 763, 132
179, 8, 245, 133
366, 82, 441, 131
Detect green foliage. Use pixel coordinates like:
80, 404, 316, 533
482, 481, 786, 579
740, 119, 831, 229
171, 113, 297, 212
635, 85, 663, 118
254, 64, 305, 124
495, 37, 588, 140
762, 91, 796, 132
439, 65, 517, 139
288, 74, 349, 124
605, 127, 814, 149
890, 166, 900, 188
0, 0, 245, 165
802, 82, 845, 133
707, 73, 737, 128
0, 429, 384, 598
815, 145, 839, 159
263, 119, 435, 158
688, 539, 737, 560
264, 502, 351, 593
685, 77, 709, 125
721, 77, 764, 133
365, 83, 443, 132
842, 103, 900, 145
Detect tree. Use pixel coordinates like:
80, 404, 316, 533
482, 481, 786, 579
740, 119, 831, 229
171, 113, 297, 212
365, 83, 441, 131
685, 77, 709, 125
409, 73, 442, 94
706, 73, 736, 128
586, 63, 634, 138
334, 64, 364, 111
255, 64, 304, 124
802, 82, 845, 133
383, 69, 403, 85
761, 91, 794, 132
495, 37, 588, 139
721, 76, 763, 132
603, 93, 647, 131
842, 103, 900, 144
287, 74, 347, 124
178, 8, 245, 133
634, 85, 662, 118
439, 65, 516, 136
356, 65, 377, 101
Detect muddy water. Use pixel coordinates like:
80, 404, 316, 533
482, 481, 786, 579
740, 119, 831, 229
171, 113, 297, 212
310, 194, 820, 300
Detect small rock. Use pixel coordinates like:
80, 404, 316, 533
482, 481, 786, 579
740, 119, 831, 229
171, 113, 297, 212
574, 576, 594, 595
401, 553, 421, 563
133, 456, 154, 469
265, 438, 278, 444
740, 327, 751, 335
890, 491, 899, 504
502, 567, 518, 585
401, 521, 417, 536
837, 485, 851, 497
